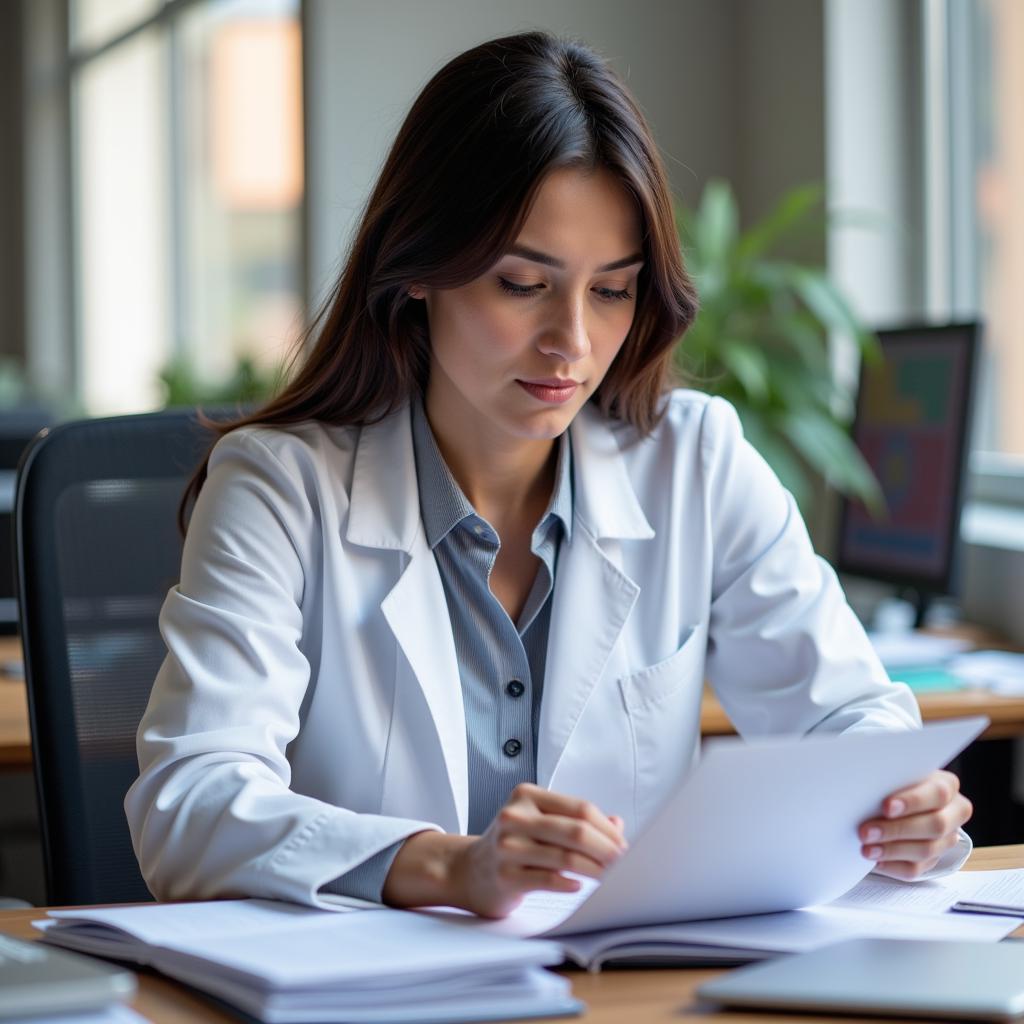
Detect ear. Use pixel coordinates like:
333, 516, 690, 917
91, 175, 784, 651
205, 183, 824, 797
407, 285, 426, 300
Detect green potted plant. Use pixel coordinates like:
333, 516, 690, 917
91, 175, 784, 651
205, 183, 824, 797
674, 179, 883, 516
158, 355, 284, 409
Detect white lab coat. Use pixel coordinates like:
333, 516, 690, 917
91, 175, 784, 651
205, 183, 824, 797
125, 390, 967, 908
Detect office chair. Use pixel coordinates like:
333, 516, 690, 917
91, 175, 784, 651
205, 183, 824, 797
0, 411, 54, 633
15, 409, 220, 905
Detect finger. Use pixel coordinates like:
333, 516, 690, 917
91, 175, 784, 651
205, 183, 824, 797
512, 786, 627, 848
882, 770, 960, 818
499, 806, 626, 866
860, 795, 972, 844
498, 834, 607, 880
862, 832, 958, 865
871, 858, 942, 882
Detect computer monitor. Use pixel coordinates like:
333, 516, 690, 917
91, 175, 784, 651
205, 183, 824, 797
836, 322, 980, 628
0, 412, 53, 634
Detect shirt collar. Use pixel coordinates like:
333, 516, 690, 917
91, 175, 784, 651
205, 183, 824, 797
410, 394, 573, 550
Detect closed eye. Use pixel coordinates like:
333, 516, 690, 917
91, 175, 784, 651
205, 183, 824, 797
497, 277, 633, 303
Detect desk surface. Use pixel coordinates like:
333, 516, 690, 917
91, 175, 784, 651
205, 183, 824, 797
4, 629, 1024, 768
1, 845, 1022, 1024
0, 635, 27, 766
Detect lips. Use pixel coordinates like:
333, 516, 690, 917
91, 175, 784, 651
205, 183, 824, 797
516, 378, 580, 404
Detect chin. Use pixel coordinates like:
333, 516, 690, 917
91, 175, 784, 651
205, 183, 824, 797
510, 408, 580, 441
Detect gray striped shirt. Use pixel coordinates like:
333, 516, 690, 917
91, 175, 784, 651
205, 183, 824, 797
322, 397, 572, 901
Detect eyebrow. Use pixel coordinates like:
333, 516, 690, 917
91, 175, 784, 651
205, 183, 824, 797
505, 243, 645, 273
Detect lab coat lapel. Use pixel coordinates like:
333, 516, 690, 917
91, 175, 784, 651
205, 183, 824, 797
537, 405, 655, 789
347, 405, 468, 833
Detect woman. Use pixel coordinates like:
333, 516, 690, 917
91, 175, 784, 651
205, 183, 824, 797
125, 30, 971, 920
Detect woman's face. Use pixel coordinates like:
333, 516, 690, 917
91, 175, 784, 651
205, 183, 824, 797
414, 166, 644, 449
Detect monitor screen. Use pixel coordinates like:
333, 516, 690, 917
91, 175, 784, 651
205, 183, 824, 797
836, 323, 979, 595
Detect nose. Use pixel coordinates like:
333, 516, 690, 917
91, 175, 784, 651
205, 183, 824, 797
537, 293, 591, 363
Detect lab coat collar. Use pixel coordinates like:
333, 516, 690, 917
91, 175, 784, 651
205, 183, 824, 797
569, 401, 655, 542
346, 403, 422, 551
346, 399, 655, 552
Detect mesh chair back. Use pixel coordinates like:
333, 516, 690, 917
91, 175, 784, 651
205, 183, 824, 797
0, 412, 54, 633
15, 410, 218, 905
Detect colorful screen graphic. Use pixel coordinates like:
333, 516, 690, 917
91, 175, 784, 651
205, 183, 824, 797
840, 333, 970, 581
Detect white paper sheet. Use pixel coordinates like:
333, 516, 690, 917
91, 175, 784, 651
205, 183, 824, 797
619, 902, 1020, 954
829, 874, 962, 914
868, 632, 972, 669
947, 868, 1024, 912
542, 717, 987, 936
948, 651, 1024, 695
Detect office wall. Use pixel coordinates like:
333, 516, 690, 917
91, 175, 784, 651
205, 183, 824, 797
303, 0, 828, 306
0, 0, 26, 363
736, 0, 826, 265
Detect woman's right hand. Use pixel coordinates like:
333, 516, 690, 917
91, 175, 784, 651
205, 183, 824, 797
381, 783, 628, 918
452, 783, 628, 918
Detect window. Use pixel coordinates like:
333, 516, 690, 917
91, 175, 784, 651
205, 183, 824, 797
932, 0, 1024, 462
69, 0, 303, 414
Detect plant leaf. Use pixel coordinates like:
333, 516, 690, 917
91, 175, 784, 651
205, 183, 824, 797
780, 410, 884, 514
719, 341, 771, 403
692, 180, 739, 298
736, 183, 824, 263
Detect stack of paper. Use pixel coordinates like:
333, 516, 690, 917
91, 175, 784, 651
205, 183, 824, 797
947, 651, 1024, 696
868, 631, 973, 669
37, 900, 580, 1023
13, 1011, 148, 1024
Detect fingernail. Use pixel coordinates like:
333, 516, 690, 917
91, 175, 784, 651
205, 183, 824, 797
865, 827, 882, 842
887, 799, 906, 817
865, 846, 883, 859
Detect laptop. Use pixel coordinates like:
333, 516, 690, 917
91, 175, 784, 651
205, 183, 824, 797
697, 938, 1024, 1021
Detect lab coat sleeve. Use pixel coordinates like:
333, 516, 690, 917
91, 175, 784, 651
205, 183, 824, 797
124, 429, 441, 909
699, 395, 922, 737
697, 397, 971, 878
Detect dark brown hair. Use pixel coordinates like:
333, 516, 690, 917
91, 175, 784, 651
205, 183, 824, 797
180, 29, 698, 532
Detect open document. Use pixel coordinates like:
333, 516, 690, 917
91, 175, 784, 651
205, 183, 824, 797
432, 717, 1007, 967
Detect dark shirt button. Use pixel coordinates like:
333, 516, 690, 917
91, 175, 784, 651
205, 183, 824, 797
506, 679, 525, 698
503, 738, 522, 758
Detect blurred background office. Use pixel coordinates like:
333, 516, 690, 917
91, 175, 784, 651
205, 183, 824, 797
1, 0, 1022, 904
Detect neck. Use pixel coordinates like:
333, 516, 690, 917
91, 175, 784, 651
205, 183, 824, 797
421, 396, 559, 535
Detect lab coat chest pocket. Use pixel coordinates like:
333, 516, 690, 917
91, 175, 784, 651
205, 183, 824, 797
617, 623, 708, 829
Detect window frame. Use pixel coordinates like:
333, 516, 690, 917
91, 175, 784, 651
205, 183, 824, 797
25, 0, 307, 414
923, 0, 1024, 517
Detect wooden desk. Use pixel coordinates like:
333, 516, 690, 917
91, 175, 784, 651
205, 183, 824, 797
0, 635, 28, 767
1, 845, 1022, 1023
701, 687, 1024, 740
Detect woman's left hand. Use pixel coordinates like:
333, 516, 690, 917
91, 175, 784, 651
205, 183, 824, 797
858, 769, 973, 880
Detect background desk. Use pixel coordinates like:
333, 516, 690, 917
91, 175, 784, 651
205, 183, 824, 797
701, 688, 1024, 740
0, 635, 28, 766
1, 845, 1022, 1023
